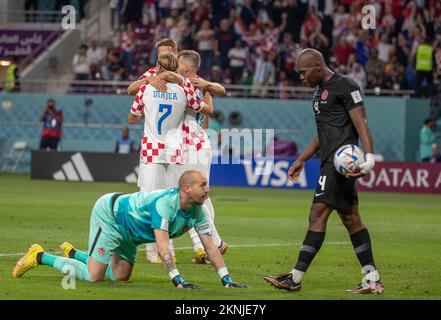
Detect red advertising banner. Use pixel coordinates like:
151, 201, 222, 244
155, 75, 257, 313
357, 162, 441, 194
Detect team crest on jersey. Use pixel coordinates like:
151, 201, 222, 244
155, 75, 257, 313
321, 89, 328, 101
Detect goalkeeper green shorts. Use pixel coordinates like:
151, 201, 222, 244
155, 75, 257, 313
88, 193, 137, 265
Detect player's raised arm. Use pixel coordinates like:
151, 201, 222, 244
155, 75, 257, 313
128, 85, 146, 124
189, 77, 226, 97
201, 91, 213, 116
288, 135, 319, 182
198, 234, 247, 288
154, 229, 201, 289
347, 106, 375, 177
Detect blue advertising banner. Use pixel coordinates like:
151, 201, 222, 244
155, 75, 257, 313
210, 157, 321, 189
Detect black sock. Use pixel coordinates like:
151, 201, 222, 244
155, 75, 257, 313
36, 252, 43, 265
294, 230, 326, 272
350, 228, 376, 270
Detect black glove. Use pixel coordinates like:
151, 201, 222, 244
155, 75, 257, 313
172, 275, 201, 289
221, 275, 248, 288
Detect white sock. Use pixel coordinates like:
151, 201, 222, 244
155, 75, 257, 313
203, 198, 223, 247
146, 243, 159, 261
290, 269, 304, 284
169, 239, 175, 257
188, 227, 204, 252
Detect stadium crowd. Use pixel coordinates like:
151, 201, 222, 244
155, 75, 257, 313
67, 0, 441, 98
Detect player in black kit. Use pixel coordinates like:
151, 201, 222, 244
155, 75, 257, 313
264, 49, 384, 294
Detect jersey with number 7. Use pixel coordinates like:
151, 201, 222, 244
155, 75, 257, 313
130, 83, 204, 164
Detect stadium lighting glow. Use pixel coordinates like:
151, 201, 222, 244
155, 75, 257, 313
0, 60, 11, 67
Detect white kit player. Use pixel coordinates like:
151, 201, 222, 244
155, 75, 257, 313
177, 50, 229, 258
128, 53, 213, 263
128, 39, 227, 264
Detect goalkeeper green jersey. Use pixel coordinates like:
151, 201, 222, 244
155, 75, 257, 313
113, 188, 211, 245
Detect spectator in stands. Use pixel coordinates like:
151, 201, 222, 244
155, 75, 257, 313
191, 0, 211, 28
6, 56, 20, 92
365, 48, 386, 89
109, 0, 124, 31
377, 33, 394, 64
150, 18, 169, 65
228, 39, 247, 84
101, 50, 125, 81
251, 49, 276, 97
121, 22, 137, 78
196, 20, 215, 78
395, 33, 411, 67
420, 117, 440, 162
355, 31, 371, 66
38, 99, 63, 151
123, 0, 143, 25
239, 0, 258, 27
334, 36, 355, 65
348, 59, 367, 93
415, 37, 436, 97
73, 44, 91, 81
158, 0, 172, 19
115, 127, 135, 154
215, 19, 237, 70
332, 4, 349, 44
87, 39, 104, 79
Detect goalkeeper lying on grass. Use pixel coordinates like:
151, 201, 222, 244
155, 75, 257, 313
12, 170, 246, 289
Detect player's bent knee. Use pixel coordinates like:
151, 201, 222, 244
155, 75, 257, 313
114, 271, 131, 282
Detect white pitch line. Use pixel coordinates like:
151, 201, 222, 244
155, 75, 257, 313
0, 241, 350, 258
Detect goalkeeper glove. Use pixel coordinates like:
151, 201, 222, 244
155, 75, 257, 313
172, 275, 201, 289
359, 153, 375, 175
221, 275, 247, 288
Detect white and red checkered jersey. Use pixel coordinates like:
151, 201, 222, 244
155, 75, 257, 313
183, 88, 211, 152
121, 31, 135, 52
139, 67, 157, 80
131, 83, 205, 164
137, 67, 204, 112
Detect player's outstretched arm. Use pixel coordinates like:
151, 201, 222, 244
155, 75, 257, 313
128, 76, 168, 95
288, 135, 319, 182
154, 229, 201, 289
128, 113, 142, 124
199, 91, 213, 116
128, 78, 148, 95
189, 77, 226, 96
157, 71, 184, 85
199, 234, 247, 288
347, 105, 375, 178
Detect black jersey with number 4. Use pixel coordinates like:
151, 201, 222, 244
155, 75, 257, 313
312, 73, 364, 165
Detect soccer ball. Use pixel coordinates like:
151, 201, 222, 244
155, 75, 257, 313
333, 144, 365, 177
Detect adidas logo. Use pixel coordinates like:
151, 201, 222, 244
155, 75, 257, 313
125, 166, 139, 183
52, 153, 94, 182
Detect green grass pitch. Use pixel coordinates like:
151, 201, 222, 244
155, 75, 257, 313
0, 174, 440, 300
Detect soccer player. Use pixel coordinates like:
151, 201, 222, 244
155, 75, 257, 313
177, 50, 228, 258
127, 38, 225, 264
264, 49, 384, 294
128, 51, 213, 265
12, 170, 246, 289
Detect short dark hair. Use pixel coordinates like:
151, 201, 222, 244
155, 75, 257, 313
424, 117, 434, 125
156, 38, 178, 53
178, 50, 201, 72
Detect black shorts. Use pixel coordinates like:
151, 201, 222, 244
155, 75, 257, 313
312, 161, 358, 213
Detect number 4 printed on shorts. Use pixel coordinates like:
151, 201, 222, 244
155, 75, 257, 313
318, 175, 327, 191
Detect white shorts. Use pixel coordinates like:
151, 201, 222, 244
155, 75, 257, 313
137, 163, 184, 193
183, 149, 212, 184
